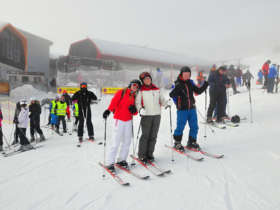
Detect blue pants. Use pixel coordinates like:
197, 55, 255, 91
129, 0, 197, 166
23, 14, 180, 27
174, 109, 198, 139
51, 114, 58, 125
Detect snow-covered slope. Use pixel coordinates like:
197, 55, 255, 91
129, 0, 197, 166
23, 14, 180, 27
0, 84, 280, 210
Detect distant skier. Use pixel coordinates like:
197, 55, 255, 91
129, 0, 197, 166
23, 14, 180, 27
72, 99, 79, 131
243, 70, 254, 90
103, 79, 141, 172
62, 90, 72, 121
170, 66, 208, 151
262, 60, 271, 89
0, 105, 3, 152
29, 98, 46, 142
12, 101, 21, 145
72, 82, 98, 142
50, 96, 59, 130
267, 64, 277, 93
207, 66, 230, 123
135, 72, 169, 163
55, 95, 67, 134
257, 70, 263, 85
227, 65, 239, 94
18, 99, 33, 151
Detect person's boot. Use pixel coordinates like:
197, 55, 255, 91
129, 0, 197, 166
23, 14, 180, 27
78, 136, 83, 143
173, 135, 184, 152
207, 117, 214, 123
106, 164, 116, 173
88, 136, 95, 142
30, 135, 35, 143
40, 134, 46, 141
187, 136, 200, 150
117, 160, 129, 169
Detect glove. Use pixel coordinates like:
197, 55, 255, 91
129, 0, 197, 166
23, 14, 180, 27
165, 104, 171, 109
128, 105, 137, 114
13, 118, 19, 124
103, 110, 110, 119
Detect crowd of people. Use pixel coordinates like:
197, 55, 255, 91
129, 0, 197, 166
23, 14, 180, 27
1, 61, 278, 174
258, 60, 279, 93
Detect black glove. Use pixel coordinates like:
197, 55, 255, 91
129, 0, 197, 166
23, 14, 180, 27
128, 105, 137, 114
13, 118, 19, 124
103, 110, 110, 119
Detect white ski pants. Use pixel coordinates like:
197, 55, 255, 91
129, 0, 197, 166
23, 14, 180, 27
107, 119, 132, 165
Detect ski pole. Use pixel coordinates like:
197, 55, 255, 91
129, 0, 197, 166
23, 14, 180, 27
131, 119, 141, 167
102, 118, 107, 178
168, 106, 174, 162
204, 89, 207, 139
248, 84, 253, 123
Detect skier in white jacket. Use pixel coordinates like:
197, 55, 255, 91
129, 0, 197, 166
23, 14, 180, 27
18, 99, 33, 151
135, 72, 169, 163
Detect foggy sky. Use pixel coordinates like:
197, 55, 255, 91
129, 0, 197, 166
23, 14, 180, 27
1, 0, 280, 62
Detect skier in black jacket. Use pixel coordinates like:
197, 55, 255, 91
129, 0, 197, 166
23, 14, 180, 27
29, 98, 45, 142
169, 66, 208, 151
72, 82, 98, 142
11, 101, 21, 145
207, 66, 230, 123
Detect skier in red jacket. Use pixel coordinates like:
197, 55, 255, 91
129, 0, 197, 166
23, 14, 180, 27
103, 79, 141, 172
262, 60, 271, 89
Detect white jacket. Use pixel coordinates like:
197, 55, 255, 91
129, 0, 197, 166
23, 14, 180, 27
18, 107, 29, 128
135, 84, 168, 116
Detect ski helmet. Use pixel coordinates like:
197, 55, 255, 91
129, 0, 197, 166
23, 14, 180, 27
180, 66, 191, 75
128, 79, 141, 89
231, 115, 240, 123
139, 72, 152, 83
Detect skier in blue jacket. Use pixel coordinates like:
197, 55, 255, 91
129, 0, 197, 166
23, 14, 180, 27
169, 66, 208, 151
267, 64, 277, 93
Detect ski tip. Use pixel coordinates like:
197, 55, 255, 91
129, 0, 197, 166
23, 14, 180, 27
157, 172, 165, 177
122, 182, 130, 186
164, 170, 172, 174
217, 155, 224, 158
142, 176, 150, 180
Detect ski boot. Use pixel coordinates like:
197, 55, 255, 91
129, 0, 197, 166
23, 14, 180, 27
88, 136, 95, 142
78, 136, 83, 143
106, 164, 116, 173
173, 135, 184, 152
147, 155, 155, 163
30, 135, 35, 143
117, 160, 129, 169
139, 157, 148, 165
206, 117, 214, 124
186, 136, 200, 150
40, 134, 46, 141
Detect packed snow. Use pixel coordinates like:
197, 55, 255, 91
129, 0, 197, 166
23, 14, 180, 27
0, 82, 280, 210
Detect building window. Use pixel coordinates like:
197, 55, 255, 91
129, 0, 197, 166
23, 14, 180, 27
22, 76, 29, 83
34, 77, 41, 83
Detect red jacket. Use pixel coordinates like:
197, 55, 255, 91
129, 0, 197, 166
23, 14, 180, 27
262, 63, 269, 75
108, 88, 138, 121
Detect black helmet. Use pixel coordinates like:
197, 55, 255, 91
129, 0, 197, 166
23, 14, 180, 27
231, 115, 240, 123
180, 66, 191, 75
128, 79, 141, 89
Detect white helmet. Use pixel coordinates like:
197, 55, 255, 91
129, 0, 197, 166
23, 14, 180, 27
20, 99, 28, 105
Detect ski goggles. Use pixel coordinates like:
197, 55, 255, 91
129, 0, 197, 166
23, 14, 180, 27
131, 83, 139, 89
81, 84, 87, 88
140, 72, 151, 80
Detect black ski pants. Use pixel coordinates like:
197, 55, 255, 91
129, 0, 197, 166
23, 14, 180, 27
78, 108, 94, 137
18, 128, 30, 145
30, 115, 43, 136
138, 115, 161, 159
207, 89, 226, 121
57, 116, 67, 132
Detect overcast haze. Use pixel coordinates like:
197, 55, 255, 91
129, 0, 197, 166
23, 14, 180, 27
1, 0, 280, 62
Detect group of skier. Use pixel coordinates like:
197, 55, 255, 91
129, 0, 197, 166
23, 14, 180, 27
260, 60, 279, 93
103, 67, 209, 172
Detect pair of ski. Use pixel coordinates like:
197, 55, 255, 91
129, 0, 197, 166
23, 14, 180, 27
99, 155, 171, 186
2, 144, 44, 158
165, 144, 224, 160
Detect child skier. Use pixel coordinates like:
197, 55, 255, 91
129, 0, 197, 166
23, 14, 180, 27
102, 79, 141, 172
55, 95, 67, 134
29, 98, 46, 142
18, 99, 33, 151
72, 99, 79, 131
50, 96, 59, 130
0, 105, 3, 152
170, 66, 208, 151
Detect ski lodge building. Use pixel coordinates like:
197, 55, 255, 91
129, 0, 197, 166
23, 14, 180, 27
67, 38, 206, 71
0, 21, 53, 94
